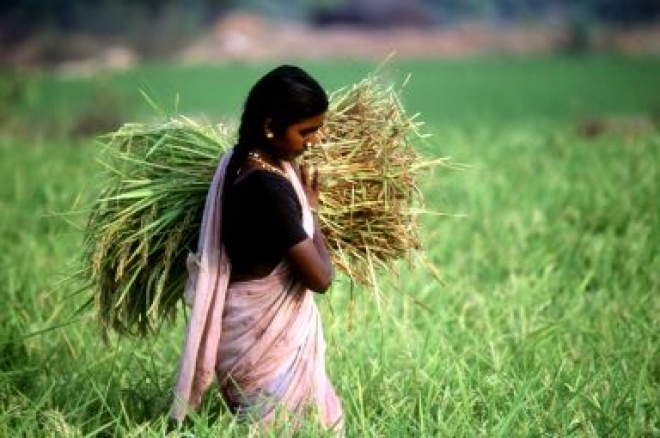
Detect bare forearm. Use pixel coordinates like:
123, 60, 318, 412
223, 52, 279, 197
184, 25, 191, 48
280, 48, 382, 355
312, 215, 334, 277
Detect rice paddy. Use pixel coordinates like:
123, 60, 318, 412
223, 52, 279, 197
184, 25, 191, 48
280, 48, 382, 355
1, 56, 659, 436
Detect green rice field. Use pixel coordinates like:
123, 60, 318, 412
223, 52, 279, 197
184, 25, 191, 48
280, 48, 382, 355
1, 56, 659, 436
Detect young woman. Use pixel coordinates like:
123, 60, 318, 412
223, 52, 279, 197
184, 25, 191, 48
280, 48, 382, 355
169, 65, 343, 433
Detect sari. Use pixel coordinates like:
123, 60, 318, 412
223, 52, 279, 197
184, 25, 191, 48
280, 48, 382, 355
170, 149, 343, 433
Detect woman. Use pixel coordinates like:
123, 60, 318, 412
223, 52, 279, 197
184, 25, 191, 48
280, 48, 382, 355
169, 65, 343, 433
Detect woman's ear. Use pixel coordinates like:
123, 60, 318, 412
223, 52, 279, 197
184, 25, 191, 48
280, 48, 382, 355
264, 119, 274, 139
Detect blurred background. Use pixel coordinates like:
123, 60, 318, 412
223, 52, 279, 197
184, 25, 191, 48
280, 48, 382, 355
2, 0, 660, 71
2, 0, 660, 139
1, 2, 660, 436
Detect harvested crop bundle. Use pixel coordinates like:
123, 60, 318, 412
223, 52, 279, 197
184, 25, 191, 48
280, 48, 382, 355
82, 73, 441, 337
310, 75, 432, 286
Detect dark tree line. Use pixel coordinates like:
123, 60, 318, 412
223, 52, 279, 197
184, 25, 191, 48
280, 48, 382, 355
423, 0, 660, 25
0, 0, 233, 44
1, 0, 659, 45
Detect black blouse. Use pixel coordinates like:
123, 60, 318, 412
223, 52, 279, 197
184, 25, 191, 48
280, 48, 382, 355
222, 169, 309, 277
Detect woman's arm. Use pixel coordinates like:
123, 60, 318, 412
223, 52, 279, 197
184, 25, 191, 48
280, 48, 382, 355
287, 164, 333, 293
287, 214, 333, 292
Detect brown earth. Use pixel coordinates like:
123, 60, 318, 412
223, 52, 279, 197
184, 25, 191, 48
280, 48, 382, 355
5, 12, 660, 76
179, 12, 660, 64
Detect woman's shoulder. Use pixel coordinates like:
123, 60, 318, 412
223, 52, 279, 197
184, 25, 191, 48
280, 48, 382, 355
229, 169, 302, 219
232, 169, 298, 200
235, 169, 291, 189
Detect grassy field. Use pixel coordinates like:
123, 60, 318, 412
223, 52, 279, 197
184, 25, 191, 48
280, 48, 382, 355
1, 56, 659, 437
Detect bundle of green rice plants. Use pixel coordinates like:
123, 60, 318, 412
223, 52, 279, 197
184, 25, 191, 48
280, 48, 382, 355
82, 119, 232, 337
82, 73, 443, 337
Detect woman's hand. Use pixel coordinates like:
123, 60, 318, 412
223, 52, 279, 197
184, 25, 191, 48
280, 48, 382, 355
298, 163, 321, 209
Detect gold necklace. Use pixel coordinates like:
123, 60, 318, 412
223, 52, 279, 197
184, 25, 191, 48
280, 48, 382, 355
247, 151, 288, 179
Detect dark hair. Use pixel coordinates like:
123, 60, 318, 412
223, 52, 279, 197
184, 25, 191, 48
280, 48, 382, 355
238, 65, 328, 148
226, 65, 328, 183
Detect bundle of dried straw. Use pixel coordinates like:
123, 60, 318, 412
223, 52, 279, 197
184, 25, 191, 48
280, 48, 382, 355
82, 73, 442, 337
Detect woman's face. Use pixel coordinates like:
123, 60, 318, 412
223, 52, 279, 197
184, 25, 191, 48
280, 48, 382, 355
270, 113, 325, 161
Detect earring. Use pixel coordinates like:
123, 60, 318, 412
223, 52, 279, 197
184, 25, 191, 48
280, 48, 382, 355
266, 131, 274, 139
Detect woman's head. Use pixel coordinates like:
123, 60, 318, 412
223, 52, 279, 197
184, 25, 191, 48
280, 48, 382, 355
237, 65, 328, 160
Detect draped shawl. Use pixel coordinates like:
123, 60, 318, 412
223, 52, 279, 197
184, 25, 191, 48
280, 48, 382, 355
170, 149, 342, 432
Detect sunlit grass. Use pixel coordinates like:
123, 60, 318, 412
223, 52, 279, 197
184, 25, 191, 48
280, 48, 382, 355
1, 57, 659, 436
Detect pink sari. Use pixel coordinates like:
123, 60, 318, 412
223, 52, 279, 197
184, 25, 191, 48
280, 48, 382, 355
170, 149, 343, 432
